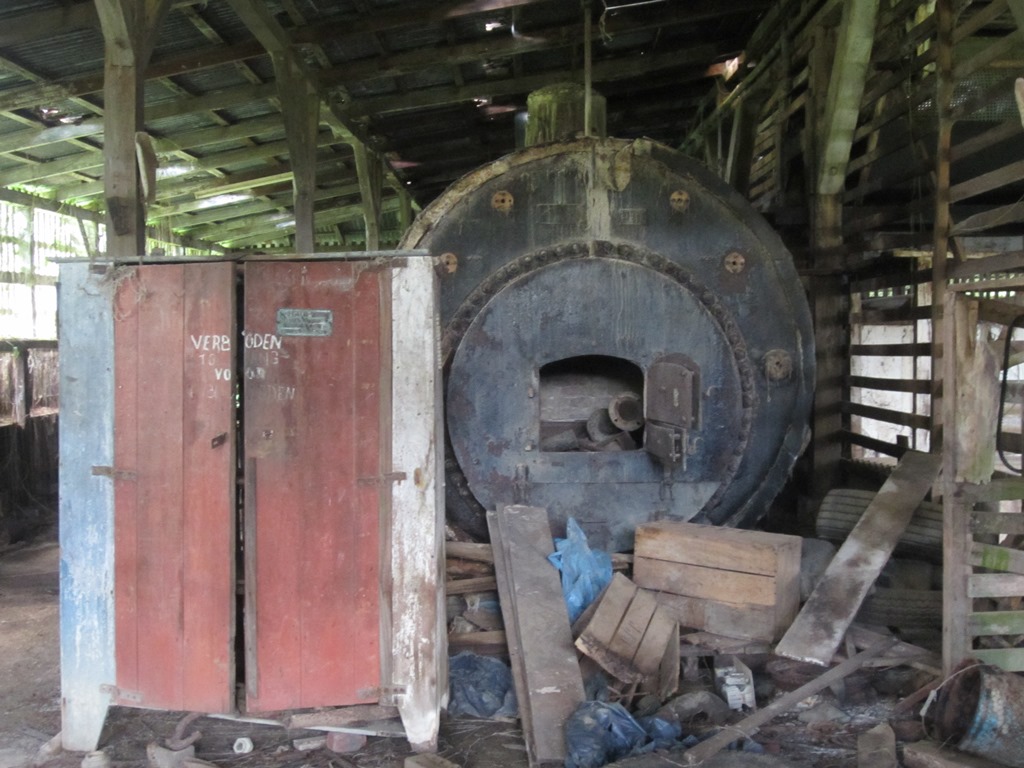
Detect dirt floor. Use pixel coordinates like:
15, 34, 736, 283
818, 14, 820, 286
0, 522, 933, 768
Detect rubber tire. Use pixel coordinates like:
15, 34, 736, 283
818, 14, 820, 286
856, 588, 942, 630
816, 488, 943, 563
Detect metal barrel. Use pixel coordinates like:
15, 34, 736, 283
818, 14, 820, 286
924, 663, 1024, 767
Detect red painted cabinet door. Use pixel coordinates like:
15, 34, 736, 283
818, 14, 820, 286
243, 262, 385, 712
113, 263, 237, 712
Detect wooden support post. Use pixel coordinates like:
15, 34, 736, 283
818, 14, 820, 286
806, 0, 879, 506
389, 257, 445, 750
95, 0, 173, 259
725, 95, 764, 195
398, 188, 414, 235
226, 0, 321, 254
941, 293, 996, 675
816, 0, 880, 199
932, 0, 955, 452
63, 0, 172, 750
272, 53, 320, 254
810, 271, 847, 508
58, 263, 116, 751
353, 140, 383, 251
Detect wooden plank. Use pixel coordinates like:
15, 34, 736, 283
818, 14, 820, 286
842, 401, 931, 430
575, 574, 645, 683
180, 263, 236, 712
847, 375, 931, 394
118, 265, 188, 708
905, 740, 1018, 768
632, 599, 677, 677
389, 255, 444, 750
776, 450, 941, 665
969, 610, 1024, 636
971, 542, 1024, 575
634, 559, 778, 606
112, 269, 141, 705
634, 521, 800, 576
969, 573, 1024, 598
58, 262, 115, 751
245, 262, 383, 712
289, 704, 400, 729
843, 430, 908, 459
952, 202, 1024, 236
110, 263, 235, 712
680, 640, 895, 765
850, 342, 932, 356
488, 505, 585, 767
951, 160, 1024, 205
971, 510, 1024, 534
970, 647, 1024, 671
445, 542, 494, 563
446, 576, 498, 595
654, 592, 780, 642
448, 630, 508, 656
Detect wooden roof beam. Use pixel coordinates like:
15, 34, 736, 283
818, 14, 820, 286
226, 0, 321, 252
338, 45, 720, 118
816, 0, 880, 197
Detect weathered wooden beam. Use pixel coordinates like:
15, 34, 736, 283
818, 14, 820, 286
272, 53, 320, 253
776, 451, 941, 666
95, 0, 174, 258
352, 141, 383, 250
220, 197, 402, 248
339, 46, 719, 118
816, 0, 880, 196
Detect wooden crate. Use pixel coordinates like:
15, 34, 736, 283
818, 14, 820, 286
633, 521, 802, 641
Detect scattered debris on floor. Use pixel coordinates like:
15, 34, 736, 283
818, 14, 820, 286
12, 450, 1024, 768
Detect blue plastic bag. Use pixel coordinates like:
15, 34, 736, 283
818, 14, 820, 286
547, 517, 613, 623
447, 651, 518, 719
564, 701, 647, 768
564, 701, 686, 768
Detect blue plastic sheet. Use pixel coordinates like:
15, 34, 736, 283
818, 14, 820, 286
547, 517, 613, 623
564, 701, 689, 768
447, 651, 518, 719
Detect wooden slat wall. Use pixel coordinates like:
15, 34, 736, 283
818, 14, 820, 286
844, 264, 934, 462
686, 0, 1024, 485
944, 292, 1024, 673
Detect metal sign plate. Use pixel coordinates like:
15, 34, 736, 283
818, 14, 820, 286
276, 308, 333, 337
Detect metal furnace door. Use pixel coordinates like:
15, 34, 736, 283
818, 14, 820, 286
112, 262, 237, 712
242, 261, 386, 712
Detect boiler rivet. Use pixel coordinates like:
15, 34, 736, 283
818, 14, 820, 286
491, 190, 514, 213
439, 252, 458, 274
724, 251, 746, 274
764, 349, 793, 381
670, 190, 690, 212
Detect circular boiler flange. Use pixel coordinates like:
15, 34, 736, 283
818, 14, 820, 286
446, 242, 753, 551
400, 137, 814, 549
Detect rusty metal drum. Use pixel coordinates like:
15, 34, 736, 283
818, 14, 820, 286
401, 138, 814, 550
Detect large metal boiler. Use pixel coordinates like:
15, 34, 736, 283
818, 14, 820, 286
401, 137, 813, 551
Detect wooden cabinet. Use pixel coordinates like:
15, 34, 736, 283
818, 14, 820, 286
59, 257, 444, 751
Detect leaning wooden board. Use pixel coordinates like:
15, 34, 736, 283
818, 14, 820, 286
488, 505, 585, 767
775, 450, 942, 665
633, 520, 801, 641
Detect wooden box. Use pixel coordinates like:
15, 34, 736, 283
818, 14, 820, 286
633, 521, 802, 642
